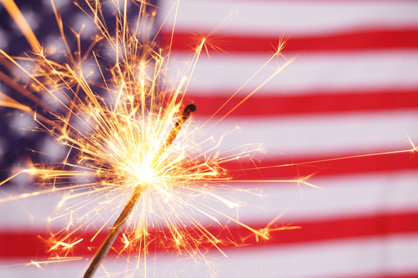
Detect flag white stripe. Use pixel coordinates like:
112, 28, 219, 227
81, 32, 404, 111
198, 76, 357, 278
201, 171, 418, 225
167, 51, 418, 93
194, 110, 418, 156
2, 234, 418, 277
1, 171, 417, 228
161, 0, 418, 35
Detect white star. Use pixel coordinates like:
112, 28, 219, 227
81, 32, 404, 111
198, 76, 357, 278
9, 111, 36, 138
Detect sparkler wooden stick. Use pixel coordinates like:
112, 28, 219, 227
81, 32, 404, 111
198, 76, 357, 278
83, 104, 197, 278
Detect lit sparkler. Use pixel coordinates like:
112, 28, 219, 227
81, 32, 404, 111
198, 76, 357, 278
84, 103, 197, 277
0, 0, 292, 275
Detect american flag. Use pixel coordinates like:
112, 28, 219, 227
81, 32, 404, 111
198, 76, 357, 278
1, 0, 418, 277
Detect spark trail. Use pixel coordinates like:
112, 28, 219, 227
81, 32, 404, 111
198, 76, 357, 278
84, 104, 197, 278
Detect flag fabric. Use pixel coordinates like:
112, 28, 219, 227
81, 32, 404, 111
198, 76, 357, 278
1, 0, 418, 277
157, 0, 418, 277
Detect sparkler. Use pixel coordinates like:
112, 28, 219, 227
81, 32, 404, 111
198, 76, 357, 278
84, 104, 196, 278
0, 0, 282, 275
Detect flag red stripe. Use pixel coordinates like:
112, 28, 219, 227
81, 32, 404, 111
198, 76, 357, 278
343, 274, 418, 278
2, 211, 418, 258
203, 0, 418, 3
162, 28, 418, 53
222, 151, 417, 181
187, 89, 418, 117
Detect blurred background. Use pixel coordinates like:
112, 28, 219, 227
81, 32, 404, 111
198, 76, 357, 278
1, 0, 418, 277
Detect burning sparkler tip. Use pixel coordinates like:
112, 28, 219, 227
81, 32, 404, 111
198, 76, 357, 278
185, 104, 197, 113
174, 104, 197, 129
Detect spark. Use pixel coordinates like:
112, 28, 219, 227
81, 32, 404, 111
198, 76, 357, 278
406, 134, 417, 152
49, 238, 84, 252
121, 233, 130, 250
25, 256, 83, 270
27, 260, 44, 270
0, 0, 41, 51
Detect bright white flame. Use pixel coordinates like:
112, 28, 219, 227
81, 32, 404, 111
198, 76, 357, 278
135, 165, 155, 184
